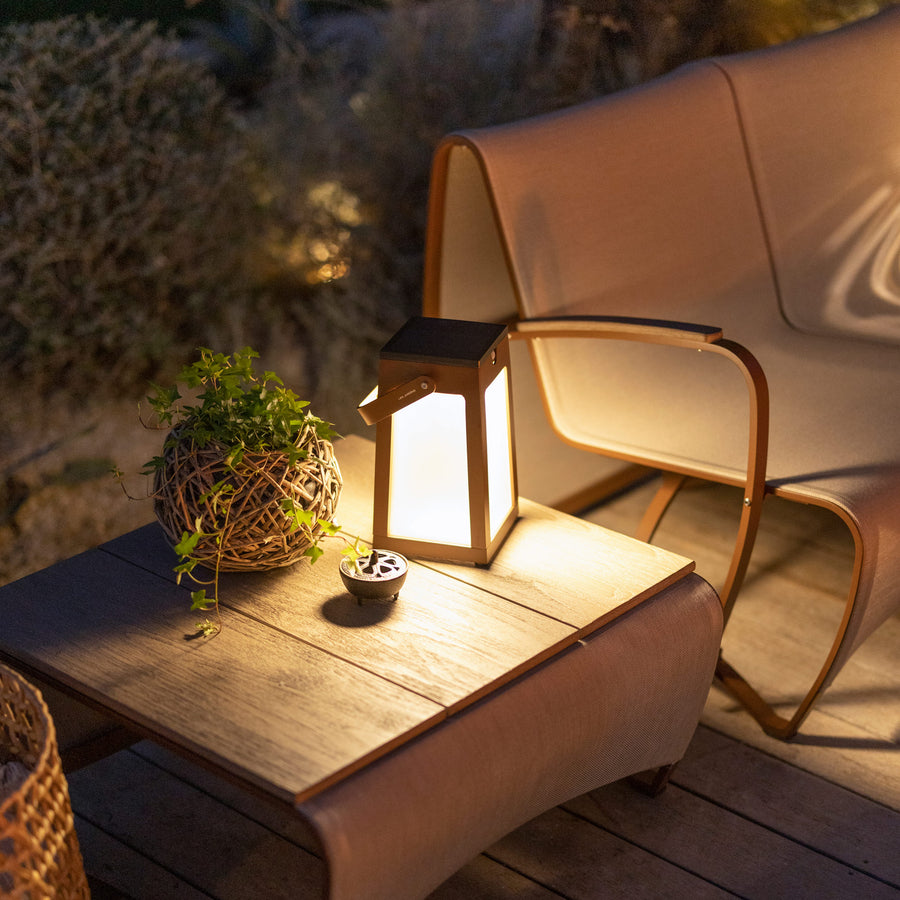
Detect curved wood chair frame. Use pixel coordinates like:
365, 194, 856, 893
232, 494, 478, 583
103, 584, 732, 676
423, 116, 881, 739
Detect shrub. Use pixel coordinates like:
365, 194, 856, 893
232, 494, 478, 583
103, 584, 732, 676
0, 15, 264, 393
245, 0, 895, 357
244, 1, 563, 415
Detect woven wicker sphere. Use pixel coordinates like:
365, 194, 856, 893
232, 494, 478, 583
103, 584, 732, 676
153, 420, 342, 572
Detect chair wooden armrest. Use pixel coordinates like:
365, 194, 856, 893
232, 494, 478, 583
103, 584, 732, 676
513, 314, 723, 345
510, 315, 769, 624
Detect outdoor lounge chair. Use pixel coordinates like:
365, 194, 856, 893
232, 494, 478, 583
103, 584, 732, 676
422, 6, 900, 739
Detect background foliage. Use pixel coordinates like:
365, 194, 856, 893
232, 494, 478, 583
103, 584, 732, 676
0, 15, 267, 391
0, 0, 895, 584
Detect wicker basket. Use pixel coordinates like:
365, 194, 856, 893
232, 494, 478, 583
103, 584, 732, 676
153, 419, 343, 572
0, 664, 90, 899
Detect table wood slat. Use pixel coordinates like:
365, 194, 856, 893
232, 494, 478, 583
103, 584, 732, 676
429, 500, 695, 633
105, 524, 576, 711
333, 436, 695, 631
0, 550, 443, 803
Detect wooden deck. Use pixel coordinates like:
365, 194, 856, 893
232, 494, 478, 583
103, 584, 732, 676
66, 477, 900, 899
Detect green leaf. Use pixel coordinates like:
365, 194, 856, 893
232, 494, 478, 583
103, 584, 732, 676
282, 501, 314, 531
140, 455, 166, 475
175, 530, 203, 558
304, 544, 324, 564
147, 383, 182, 425
190, 590, 214, 611
192, 619, 220, 639
341, 544, 363, 561
174, 558, 198, 577
199, 479, 234, 505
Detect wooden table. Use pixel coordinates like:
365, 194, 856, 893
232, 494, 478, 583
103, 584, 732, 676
0, 436, 694, 808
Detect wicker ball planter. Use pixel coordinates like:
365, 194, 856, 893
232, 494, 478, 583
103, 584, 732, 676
118, 347, 361, 635
154, 419, 342, 572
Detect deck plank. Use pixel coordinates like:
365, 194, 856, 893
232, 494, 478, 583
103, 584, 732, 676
67, 750, 327, 900
75, 816, 211, 900
564, 781, 898, 899
485, 805, 733, 899
702, 688, 900, 812
674, 726, 900, 885
131, 742, 321, 855
428, 855, 564, 899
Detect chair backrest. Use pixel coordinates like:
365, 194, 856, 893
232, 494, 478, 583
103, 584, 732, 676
716, 5, 900, 346
426, 59, 777, 324
424, 59, 777, 480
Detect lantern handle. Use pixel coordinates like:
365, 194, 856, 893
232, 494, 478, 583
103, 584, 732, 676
357, 376, 437, 426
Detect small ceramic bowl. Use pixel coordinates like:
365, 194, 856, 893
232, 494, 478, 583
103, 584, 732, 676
339, 549, 408, 603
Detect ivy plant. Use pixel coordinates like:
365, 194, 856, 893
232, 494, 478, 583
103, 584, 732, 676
116, 347, 366, 638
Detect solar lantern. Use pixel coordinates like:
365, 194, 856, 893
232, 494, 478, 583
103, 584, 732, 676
358, 316, 518, 565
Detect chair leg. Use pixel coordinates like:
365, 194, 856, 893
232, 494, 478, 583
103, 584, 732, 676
716, 500, 863, 740
717, 628, 852, 741
634, 482, 799, 735
635, 472, 687, 543
716, 655, 806, 739
629, 763, 677, 797
635, 479, 805, 738
718, 489, 767, 625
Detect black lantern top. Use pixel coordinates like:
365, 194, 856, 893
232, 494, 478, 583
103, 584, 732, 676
380, 316, 508, 367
